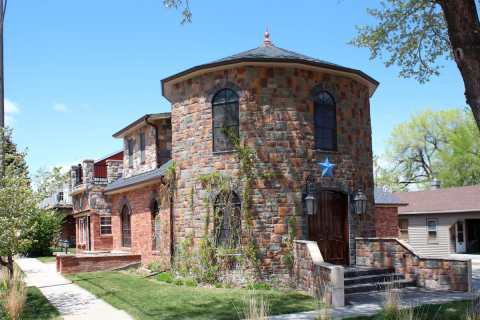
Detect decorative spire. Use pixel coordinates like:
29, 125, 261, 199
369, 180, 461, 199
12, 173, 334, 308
263, 28, 273, 47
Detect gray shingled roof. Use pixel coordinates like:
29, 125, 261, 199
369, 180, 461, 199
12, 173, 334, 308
161, 40, 379, 98
374, 188, 405, 205
104, 160, 172, 193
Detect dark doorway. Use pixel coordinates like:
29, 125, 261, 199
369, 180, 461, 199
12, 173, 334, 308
466, 219, 480, 253
121, 205, 132, 248
308, 190, 349, 265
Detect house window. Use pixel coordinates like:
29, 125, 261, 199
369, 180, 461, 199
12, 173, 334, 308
214, 192, 241, 249
314, 91, 337, 151
427, 218, 438, 243
139, 132, 146, 164
212, 88, 239, 152
399, 218, 409, 241
457, 221, 464, 243
127, 139, 134, 168
151, 200, 161, 251
57, 192, 64, 203
100, 216, 112, 235
121, 205, 132, 247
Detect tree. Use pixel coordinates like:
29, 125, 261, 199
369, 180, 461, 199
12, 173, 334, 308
376, 108, 480, 190
351, 0, 480, 130
0, 152, 38, 278
34, 166, 69, 199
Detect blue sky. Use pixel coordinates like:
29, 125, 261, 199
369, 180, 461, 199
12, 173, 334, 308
5, 0, 466, 174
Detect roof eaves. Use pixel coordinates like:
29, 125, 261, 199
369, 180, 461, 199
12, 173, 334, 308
112, 113, 171, 138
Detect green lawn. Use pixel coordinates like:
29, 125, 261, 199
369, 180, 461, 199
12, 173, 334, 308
347, 300, 471, 320
0, 286, 61, 320
36, 247, 76, 263
67, 271, 317, 320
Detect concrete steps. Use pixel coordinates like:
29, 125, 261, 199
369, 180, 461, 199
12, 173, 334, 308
344, 266, 416, 295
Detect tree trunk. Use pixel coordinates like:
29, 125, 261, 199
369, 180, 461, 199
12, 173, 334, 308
7, 255, 13, 279
437, 0, 480, 130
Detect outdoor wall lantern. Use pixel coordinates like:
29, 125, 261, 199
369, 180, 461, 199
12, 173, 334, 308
353, 189, 368, 215
304, 177, 317, 216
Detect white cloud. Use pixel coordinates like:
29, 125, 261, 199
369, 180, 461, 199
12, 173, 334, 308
53, 103, 68, 113
5, 99, 20, 125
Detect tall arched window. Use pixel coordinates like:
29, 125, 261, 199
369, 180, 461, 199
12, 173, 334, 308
121, 205, 131, 247
314, 91, 337, 151
151, 200, 161, 251
214, 192, 241, 249
212, 88, 239, 152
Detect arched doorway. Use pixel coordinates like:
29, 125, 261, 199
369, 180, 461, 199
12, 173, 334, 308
308, 190, 349, 265
121, 205, 132, 248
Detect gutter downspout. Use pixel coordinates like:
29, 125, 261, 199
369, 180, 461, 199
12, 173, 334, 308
145, 115, 160, 168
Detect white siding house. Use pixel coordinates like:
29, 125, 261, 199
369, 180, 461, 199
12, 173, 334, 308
396, 185, 480, 257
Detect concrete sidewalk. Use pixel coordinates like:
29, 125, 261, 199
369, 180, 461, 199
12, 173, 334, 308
269, 288, 475, 320
16, 258, 133, 320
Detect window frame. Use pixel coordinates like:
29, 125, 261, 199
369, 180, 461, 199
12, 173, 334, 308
427, 218, 439, 244
127, 139, 134, 168
313, 91, 337, 151
213, 192, 242, 250
121, 205, 132, 247
398, 218, 409, 241
139, 131, 146, 164
212, 88, 240, 153
100, 216, 112, 236
151, 200, 161, 252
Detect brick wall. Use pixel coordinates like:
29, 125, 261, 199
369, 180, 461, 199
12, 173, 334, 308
56, 253, 141, 274
374, 205, 399, 238
168, 65, 376, 277
356, 238, 471, 291
110, 183, 171, 268
89, 213, 113, 251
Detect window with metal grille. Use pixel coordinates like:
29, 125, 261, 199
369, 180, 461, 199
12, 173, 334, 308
214, 192, 241, 249
100, 216, 112, 235
212, 88, 239, 152
57, 192, 64, 203
121, 205, 131, 247
314, 91, 337, 151
140, 132, 146, 164
151, 200, 161, 251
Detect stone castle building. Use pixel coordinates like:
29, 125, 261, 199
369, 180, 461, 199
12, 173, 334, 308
65, 33, 471, 305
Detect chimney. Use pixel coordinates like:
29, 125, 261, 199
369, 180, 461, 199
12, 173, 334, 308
431, 177, 441, 190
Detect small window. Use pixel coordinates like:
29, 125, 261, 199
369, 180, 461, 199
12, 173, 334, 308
57, 192, 64, 202
314, 91, 337, 151
212, 88, 239, 152
151, 200, 161, 251
127, 139, 134, 168
457, 221, 464, 243
427, 218, 438, 243
214, 192, 241, 249
139, 132, 146, 164
399, 218, 409, 241
100, 217, 112, 235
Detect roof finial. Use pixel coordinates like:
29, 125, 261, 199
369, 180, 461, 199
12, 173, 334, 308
263, 27, 273, 47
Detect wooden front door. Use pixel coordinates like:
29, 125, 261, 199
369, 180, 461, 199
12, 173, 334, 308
308, 190, 349, 265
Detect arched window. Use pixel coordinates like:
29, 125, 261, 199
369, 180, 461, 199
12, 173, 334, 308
151, 200, 161, 251
212, 88, 239, 152
214, 192, 241, 249
314, 91, 337, 151
121, 205, 131, 247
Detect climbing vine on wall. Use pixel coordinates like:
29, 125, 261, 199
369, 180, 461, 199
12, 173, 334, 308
159, 161, 177, 208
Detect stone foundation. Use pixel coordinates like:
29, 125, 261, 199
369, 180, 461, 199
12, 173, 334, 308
356, 237, 472, 292
56, 253, 141, 274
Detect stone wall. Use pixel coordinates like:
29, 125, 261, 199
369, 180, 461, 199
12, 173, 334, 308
293, 240, 344, 307
356, 238, 472, 291
110, 183, 171, 268
374, 206, 399, 238
169, 65, 376, 277
107, 160, 123, 183
56, 253, 141, 274
123, 118, 172, 179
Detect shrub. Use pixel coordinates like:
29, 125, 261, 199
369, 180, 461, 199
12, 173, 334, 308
147, 261, 163, 273
247, 282, 271, 291
156, 272, 174, 283
24, 210, 63, 257
183, 278, 197, 287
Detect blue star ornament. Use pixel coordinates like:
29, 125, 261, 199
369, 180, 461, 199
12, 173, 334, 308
318, 158, 336, 177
